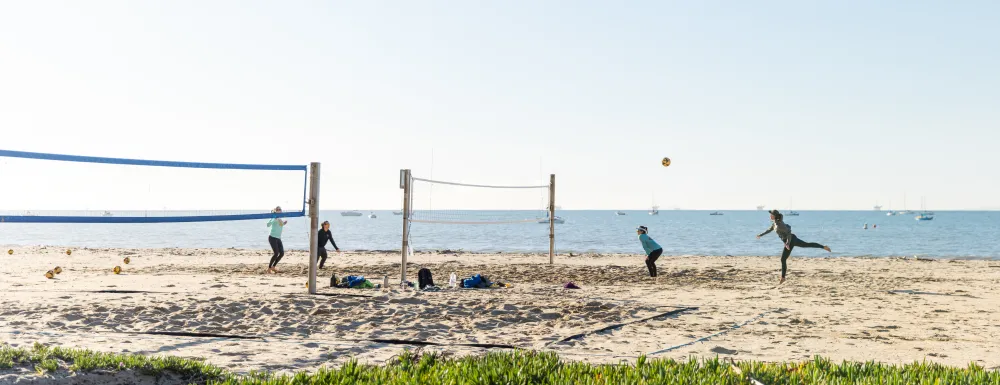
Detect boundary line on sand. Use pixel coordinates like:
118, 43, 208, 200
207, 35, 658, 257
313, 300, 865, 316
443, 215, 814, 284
1, 329, 517, 351
128, 331, 261, 340
647, 308, 783, 356
6, 289, 169, 294
544, 307, 697, 348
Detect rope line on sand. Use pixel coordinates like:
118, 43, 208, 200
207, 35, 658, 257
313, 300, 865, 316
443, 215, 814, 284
646, 308, 783, 356
545, 307, 697, 348
0, 329, 518, 351
130, 331, 261, 340
346, 338, 517, 350
5, 289, 169, 294
8, 289, 376, 298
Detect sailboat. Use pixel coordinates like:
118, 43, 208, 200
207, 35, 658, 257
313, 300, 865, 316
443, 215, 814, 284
885, 199, 898, 216
787, 198, 799, 216
899, 194, 914, 215
648, 192, 659, 215
873, 202, 882, 211
539, 210, 565, 224
919, 197, 934, 215
916, 197, 934, 220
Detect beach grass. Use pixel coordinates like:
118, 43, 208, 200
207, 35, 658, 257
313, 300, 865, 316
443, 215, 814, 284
0, 342, 228, 383
2, 343, 998, 384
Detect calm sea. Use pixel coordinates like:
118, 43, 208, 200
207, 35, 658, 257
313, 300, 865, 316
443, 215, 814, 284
1, 210, 998, 260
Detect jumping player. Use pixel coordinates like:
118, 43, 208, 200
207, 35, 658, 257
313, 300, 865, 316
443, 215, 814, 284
757, 210, 831, 284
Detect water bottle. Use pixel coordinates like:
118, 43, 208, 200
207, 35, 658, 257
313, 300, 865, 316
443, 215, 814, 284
383, 275, 389, 288
449, 273, 457, 288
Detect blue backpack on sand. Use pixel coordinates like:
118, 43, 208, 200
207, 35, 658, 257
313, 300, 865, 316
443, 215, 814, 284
462, 275, 481, 288
346, 275, 366, 288
461, 274, 492, 289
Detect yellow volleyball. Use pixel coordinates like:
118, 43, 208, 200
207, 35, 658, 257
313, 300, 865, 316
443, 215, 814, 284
7, 249, 12, 255
113, 266, 122, 274
66, 249, 72, 255
45, 270, 55, 279
661, 157, 671, 167
123, 257, 131, 264
54, 266, 63, 274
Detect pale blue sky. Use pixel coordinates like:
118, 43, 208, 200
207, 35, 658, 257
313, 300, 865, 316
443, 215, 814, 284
1, 1, 998, 210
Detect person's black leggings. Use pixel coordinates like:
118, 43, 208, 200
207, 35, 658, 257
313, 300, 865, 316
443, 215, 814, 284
780, 236, 825, 278
645, 248, 663, 277
318, 248, 329, 269
268, 236, 285, 268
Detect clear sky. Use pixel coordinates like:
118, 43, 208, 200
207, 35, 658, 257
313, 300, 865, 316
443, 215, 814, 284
1, 1, 998, 211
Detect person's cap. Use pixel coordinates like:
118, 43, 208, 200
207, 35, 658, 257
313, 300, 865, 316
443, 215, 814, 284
637, 225, 648, 232
768, 209, 781, 215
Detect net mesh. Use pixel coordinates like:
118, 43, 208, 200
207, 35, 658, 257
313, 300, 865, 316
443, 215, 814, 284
404, 175, 556, 253
409, 177, 550, 224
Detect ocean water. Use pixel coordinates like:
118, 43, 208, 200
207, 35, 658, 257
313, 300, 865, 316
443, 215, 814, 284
0, 210, 998, 259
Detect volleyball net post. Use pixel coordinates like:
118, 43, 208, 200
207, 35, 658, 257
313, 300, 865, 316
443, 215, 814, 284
399, 169, 412, 284
307, 162, 321, 294
398, 170, 555, 284
549, 173, 555, 265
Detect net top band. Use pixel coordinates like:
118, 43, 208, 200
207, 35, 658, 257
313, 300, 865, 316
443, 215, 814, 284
0, 211, 305, 224
0, 149, 307, 171
412, 177, 548, 189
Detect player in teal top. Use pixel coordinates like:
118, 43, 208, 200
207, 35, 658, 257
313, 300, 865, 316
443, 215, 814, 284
266, 206, 287, 274
267, 216, 284, 238
637, 226, 663, 277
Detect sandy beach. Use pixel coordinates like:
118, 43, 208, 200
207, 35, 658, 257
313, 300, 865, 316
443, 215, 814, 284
2, 246, 999, 380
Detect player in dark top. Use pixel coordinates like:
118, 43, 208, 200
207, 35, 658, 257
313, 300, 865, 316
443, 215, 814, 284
318, 221, 340, 269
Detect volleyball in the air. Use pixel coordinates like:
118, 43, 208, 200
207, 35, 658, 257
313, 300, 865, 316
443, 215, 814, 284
54, 266, 63, 274
661, 157, 671, 167
123, 257, 131, 264
7, 249, 12, 255
66, 249, 72, 255
113, 266, 122, 274
45, 270, 55, 279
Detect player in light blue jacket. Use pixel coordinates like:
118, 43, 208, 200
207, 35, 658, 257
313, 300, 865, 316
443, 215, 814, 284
266, 206, 287, 273
637, 226, 663, 277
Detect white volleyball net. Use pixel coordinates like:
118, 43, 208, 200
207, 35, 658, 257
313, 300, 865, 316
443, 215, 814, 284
409, 176, 552, 225
399, 171, 557, 279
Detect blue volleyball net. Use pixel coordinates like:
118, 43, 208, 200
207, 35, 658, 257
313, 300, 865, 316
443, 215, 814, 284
0, 149, 307, 223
